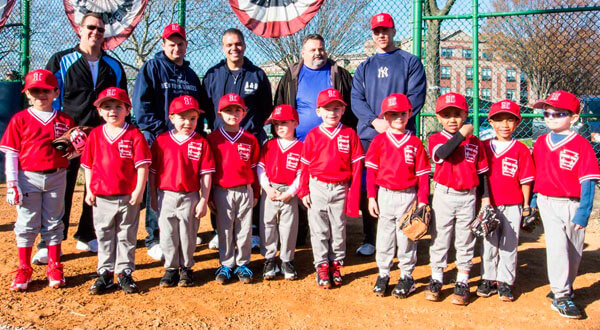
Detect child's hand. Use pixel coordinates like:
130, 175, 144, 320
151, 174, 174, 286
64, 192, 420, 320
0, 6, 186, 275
85, 191, 96, 206
417, 202, 427, 208
129, 189, 144, 206
575, 224, 584, 230
277, 192, 293, 203
481, 197, 490, 207
252, 198, 258, 207
195, 197, 208, 219
6, 181, 22, 206
368, 197, 379, 218
302, 195, 312, 209
264, 186, 280, 201
459, 124, 474, 137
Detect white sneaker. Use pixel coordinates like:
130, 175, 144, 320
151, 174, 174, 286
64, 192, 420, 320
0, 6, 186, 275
87, 239, 98, 253
196, 236, 202, 245
75, 240, 90, 251
208, 234, 219, 250
32, 247, 49, 265
356, 243, 375, 256
147, 244, 164, 261
251, 235, 260, 250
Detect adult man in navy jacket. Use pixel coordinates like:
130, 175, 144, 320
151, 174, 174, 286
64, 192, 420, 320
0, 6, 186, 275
203, 28, 272, 250
132, 23, 205, 261
351, 13, 427, 256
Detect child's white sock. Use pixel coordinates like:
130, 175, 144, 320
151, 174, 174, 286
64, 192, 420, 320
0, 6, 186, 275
456, 272, 469, 285
432, 271, 443, 283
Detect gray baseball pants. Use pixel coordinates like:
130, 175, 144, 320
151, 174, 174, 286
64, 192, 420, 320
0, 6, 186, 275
260, 183, 298, 262
481, 204, 522, 285
376, 187, 417, 277
307, 178, 347, 267
429, 183, 477, 273
15, 169, 66, 247
214, 185, 253, 268
158, 190, 200, 269
93, 195, 140, 274
538, 194, 585, 299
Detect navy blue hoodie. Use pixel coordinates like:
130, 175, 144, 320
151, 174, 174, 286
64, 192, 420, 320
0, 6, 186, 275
203, 57, 272, 141
132, 51, 204, 138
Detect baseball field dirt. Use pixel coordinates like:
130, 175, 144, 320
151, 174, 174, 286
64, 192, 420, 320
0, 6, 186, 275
0, 185, 599, 329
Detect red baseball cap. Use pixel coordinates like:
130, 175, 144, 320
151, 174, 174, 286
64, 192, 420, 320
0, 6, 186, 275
218, 93, 247, 111
162, 23, 186, 40
488, 99, 521, 120
93, 87, 131, 107
435, 92, 469, 114
533, 90, 581, 114
379, 93, 412, 118
317, 88, 347, 108
169, 95, 204, 115
370, 13, 394, 30
22, 69, 58, 92
265, 104, 299, 125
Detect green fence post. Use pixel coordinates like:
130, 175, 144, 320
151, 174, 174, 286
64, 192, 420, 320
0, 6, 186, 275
472, 0, 479, 136
412, 0, 423, 137
178, 0, 186, 27
20, 0, 31, 79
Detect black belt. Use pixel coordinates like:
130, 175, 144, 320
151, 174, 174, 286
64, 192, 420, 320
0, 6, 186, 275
35, 168, 59, 174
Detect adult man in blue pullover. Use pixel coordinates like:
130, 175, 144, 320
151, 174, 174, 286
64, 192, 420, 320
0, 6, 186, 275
351, 13, 427, 256
203, 28, 273, 250
132, 23, 205, 261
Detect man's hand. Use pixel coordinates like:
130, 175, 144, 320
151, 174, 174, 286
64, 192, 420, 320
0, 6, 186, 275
372, 118, 390, 133
368, 197, 379, 218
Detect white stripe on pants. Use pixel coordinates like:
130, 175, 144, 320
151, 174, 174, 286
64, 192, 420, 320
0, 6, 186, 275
93, 195, 140, 274
375, 187, 417, 277
15, 169, 66, 247
214, 185, 253, 268
481, 204, 522, 285
307, 178, 347, 267
158, 190, 200, 269
538, 194, 584, 299
429, 183, 476, 273
260, 183, 298, 262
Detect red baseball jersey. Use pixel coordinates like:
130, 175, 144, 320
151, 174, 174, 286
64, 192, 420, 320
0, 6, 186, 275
365, 131, 430, 203
428, 130, 489, 190
484, 139, 535, 206
207, 128, 260, 195
258, 138, 303, 186
533, 132, 600, 198
81, 123, 152, 196
0, 109, 74, 171
150, 131, 215, 192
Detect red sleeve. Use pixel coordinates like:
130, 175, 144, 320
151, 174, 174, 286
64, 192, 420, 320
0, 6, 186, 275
476, 138, 489, 174
80, 130, 94, 169
518, 144, 535, 184
578, 139, 600, 183
346, 131, 364, 217
415, 141, 431, 204
0, 116, 21, 153
251, 137, 261, 197
298, 134, 313, 199
364, 137, 380, 199
200, 138, 216, 175
428, 134, 443, 164
133, 130, 152, 168
258, 140, 268, 169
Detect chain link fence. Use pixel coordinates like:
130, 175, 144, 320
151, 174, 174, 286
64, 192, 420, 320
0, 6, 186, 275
0, 0, 599, 156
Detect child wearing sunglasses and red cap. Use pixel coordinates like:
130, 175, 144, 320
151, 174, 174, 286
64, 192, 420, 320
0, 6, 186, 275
531, 91, 600, 319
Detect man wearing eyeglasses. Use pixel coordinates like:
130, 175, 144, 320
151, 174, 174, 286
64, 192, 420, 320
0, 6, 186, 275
37, 12, 127, 264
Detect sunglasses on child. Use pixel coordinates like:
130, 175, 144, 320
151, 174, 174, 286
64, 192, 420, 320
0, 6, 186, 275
84, 24, 105, 34
543, 111, 571, 119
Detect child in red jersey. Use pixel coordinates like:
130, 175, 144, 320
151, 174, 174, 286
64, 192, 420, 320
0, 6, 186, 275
258, 104, 303, 281
477, 100, 535, 302
0, 69, 74, 291
81, 87, 151, 295
532, 91, 599, 319
426, 92, 489, 306
149, 95, 215, 288
366, 94, 430, 298
298, 88, 364, 289
207, 93, 260, 285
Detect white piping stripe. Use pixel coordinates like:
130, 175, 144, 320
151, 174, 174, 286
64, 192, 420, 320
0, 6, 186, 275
441, 130, 453, 139
477, 167, 489, 174
102, 123, 129, 144
169, 130, 195, 145
0, 146, 19, 152
219, 127, 244, 144
318, 123, 342, 140
491, 139, 516, 158
545, 131, 577, 152
27, 108, 57, 126
579, 174, 600, 182
351, 155, 365, 163
520, 177, 534, 184
200, 169, 216, 174
385, 130, 412, 148
277, 138, 299, 153
416, 169, 430, 176
135, 159, 152, 168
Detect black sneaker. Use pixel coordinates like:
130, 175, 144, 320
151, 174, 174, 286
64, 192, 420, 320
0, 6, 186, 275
118, 269, 139, 294
234, 265, 253, 284
159, 269, 179, 287
547, 290, 575, 301
178, 267, 194, 287
477, 280, 498, 297
373, 275, 390, 297
281, 261, 297, 281
263, 259, 278, 280
425, 279, 443, 301
89, 269, 114, 295
551, 298, 582, 319
451, 282, 470, 305
392, 276, 416, 299
498, 282, 514, 302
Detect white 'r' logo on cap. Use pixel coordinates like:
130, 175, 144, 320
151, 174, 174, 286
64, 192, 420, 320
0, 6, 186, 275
33, 72, 43, 81
377, 15, 384, 22
446, 94, 455, 103
328, 90, 336, 98
229, 95, 237, 102
388, 97, 397, 106
549, 92, 561, 101
501, 101, 511, 109
184, 96, 192, 105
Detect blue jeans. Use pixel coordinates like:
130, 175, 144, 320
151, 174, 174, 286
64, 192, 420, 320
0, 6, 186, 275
142, 131, 159, 247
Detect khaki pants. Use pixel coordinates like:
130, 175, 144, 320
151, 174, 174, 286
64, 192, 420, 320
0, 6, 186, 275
260, 183, 298, 262
214, 185, 253, 268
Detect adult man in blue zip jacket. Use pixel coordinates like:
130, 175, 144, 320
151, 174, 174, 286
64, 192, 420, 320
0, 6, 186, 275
132, 23, 205, 261
351, 13, 427, 256
203, 28, 273, 250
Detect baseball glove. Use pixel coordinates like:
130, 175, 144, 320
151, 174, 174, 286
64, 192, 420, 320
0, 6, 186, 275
521, 207, 540, 233
399, 202, 431, 241
51, 126, 93, 160
469, 205, 499, 238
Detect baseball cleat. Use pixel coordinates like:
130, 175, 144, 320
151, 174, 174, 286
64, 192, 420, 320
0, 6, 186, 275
46, 262, 66, 288
476, 280, 498, 297
451, 282, 470, 306
316, 262, 332, 289
10, 265, 33, 292
392, 276, 416, 299
373, 275, 390, 297
425, 279, 442, 301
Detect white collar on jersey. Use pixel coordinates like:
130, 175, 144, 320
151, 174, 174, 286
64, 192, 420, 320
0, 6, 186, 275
441, 130, 454, 139
219, 127, 244, 143
385, 129, 411, 148
27, 108, 57, 125
545, 131, 576, 152
318, 123, 342, 139
490, 138, 516, 157
102, 123, 129, 144
169, 130, 195, 145
277, 137, 299, 153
